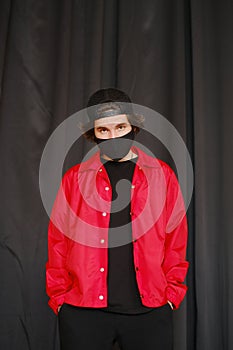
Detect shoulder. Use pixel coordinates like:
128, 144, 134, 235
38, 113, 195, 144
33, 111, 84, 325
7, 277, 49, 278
135, 147, 175, 175
157, 159, 175, 178
61, 151, 101, 183
63, 164, 80, 178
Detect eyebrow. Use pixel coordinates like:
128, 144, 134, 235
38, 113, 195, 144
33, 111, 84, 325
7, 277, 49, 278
96, 123, 129, 130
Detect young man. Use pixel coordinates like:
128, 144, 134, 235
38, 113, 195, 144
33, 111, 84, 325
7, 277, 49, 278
46, 88, 189, 350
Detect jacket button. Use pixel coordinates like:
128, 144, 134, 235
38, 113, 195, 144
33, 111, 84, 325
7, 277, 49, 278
99, 168, 103, 172
100, 239, 105, 244
105, 186, 110, 191
99, 295, 104, 300
100, 267, 105, 272
131, 185, 135, 189
140, 294, 144, 299
102, 212, 107, 216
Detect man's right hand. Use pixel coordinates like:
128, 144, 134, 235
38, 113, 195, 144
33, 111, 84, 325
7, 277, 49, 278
58, 305, 62, 312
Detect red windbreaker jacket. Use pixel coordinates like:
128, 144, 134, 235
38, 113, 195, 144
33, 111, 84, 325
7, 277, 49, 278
46, 147, 189, 314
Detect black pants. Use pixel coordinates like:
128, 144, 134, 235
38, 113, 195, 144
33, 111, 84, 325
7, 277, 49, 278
58, 304, 173, 350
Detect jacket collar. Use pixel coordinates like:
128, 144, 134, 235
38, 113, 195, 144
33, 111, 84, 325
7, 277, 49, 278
78, 146, 160, 173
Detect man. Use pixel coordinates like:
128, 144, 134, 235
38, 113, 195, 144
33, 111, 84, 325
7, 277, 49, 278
46, 88, 189, 350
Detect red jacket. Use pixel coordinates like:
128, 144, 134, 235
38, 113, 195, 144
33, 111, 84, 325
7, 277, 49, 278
46, 147, 189, 314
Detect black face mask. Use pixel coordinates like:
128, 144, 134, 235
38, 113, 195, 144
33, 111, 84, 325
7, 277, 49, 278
95, 128, 135, 161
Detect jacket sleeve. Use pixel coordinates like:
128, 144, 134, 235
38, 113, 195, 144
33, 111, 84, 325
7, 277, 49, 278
45, 173, 73, 315
162, 168, 189, 309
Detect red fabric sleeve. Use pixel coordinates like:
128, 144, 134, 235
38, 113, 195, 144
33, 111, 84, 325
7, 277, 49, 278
162, 168, 189, 309
45, 173, 73, 314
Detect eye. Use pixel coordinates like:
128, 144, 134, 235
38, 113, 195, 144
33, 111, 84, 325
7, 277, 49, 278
117, 124, 126, 131
98, 127, 108, 133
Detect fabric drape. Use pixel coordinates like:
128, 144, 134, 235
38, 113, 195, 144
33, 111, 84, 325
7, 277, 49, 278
0, 0, 232, 349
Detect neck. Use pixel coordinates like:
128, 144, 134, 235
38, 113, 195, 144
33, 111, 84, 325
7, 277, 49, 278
101, 150, 137, 162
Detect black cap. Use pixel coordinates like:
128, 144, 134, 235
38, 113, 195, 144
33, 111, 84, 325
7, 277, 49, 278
86, 88, 133, 121
87, 88, 132, 106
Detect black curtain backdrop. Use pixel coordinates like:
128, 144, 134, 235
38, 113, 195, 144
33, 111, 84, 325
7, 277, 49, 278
0, 0, 232, 349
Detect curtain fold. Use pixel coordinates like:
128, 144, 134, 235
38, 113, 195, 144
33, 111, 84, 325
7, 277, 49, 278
0, 0, 232, 349
191, 0, 233, 349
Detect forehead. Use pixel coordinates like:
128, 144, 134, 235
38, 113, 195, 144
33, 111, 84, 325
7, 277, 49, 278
94, 114, 129, 128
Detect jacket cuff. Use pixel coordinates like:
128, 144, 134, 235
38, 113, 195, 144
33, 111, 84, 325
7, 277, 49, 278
48, 297, 64, 315
166, 284, 188, 310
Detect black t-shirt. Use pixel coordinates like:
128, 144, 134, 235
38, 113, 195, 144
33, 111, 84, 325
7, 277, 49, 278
101, 158, 153, 314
